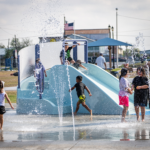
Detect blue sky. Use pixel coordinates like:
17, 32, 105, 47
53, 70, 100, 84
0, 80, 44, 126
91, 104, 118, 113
0, 0, 150, 50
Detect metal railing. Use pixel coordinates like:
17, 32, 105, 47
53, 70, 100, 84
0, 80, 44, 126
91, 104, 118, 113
62, 39, 88, 65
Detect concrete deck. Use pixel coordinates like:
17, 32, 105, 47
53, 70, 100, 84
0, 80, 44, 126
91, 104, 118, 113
1, 109, 150, 149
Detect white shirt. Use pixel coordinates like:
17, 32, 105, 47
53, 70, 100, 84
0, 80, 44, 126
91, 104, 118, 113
96, 56, 106, 68
0, 92, 5, 106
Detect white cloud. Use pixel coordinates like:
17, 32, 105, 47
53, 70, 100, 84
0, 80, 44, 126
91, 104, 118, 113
0, 0, 150, 50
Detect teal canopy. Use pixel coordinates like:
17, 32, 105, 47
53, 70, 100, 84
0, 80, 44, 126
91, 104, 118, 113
88, 37, 132, 47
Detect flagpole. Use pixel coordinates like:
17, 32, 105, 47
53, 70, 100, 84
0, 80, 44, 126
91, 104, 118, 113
74, 20, 75, 39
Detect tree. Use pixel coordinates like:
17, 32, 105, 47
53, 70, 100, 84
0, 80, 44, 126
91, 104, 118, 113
0, 43, 5, 48
21, 38, 32, 48
5, 48, 13, 58
123, 49, 132, 58
5, 38, 32, 58
123, 48, 141, 58
10, 38, 21, 50
10, 37, 32, 52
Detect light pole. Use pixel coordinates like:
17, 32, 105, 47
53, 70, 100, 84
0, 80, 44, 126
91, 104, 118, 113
108, 25, 112, 68
108, 25, 111, 38
112, 26, 114, 39
116, 8, 118, 68
112, 26, 115, 69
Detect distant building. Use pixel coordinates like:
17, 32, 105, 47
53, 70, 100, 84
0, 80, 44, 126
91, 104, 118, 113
65, 28, 111, 57
65, 28, 110, 41
118, 47, 123, 56
140, 50, 150, 56
66, 34, 95, 43
39, 37, 62, 43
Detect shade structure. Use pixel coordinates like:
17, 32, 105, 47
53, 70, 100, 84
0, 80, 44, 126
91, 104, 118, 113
88, 37, 132, 47
88, 37, 132, 69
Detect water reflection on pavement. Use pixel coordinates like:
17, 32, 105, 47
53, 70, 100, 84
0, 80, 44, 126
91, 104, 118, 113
0, 110, 150, 142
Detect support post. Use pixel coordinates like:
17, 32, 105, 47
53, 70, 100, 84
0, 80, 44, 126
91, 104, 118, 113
73, 41, 77, 61
116, 8, 118, 67
35, 44, 40, 61
113, 46, 115, 69
39, 70, 42, 99
62, 41, 65, 65
84, 41, 88, 63
108, 46, 112, 68
35, 44, 42, 99
17, 55, 20, 89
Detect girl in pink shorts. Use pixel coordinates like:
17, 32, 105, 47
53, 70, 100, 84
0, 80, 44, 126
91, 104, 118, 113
119, 68, 133, 122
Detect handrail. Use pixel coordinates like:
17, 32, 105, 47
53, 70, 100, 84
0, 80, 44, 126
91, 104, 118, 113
62, 39, 88, 64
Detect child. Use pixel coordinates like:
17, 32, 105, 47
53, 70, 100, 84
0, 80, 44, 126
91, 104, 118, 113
119, 68, 133, 122
0, 80, 14, 130
34, 59, 47, 92
73, 60, 87, 70
132, 67, 149, 122
69, 76, 92, 116
60, 42, 80, 65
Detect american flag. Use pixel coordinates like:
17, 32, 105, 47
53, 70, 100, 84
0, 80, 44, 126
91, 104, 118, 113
64, 22, 74, 30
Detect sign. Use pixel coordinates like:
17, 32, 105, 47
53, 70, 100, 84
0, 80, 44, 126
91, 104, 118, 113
0, 48, 5, 55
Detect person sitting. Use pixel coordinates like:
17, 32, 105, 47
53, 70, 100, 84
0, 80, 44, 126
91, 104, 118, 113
124, 63, 133, 73
60, 42, 80, 65
10, 72, 18, 76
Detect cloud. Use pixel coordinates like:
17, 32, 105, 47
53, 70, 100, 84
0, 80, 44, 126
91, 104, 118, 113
0, 0, 150, 49
0, 0, 31, 5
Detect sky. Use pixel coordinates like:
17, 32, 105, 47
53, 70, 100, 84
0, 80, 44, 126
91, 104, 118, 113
0, 0, 150, 50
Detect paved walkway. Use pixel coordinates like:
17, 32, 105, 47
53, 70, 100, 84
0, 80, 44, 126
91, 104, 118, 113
4, 86, 17, 91
0, 140, 150, 150
5, 103, 16, 109
0, 109, 150, 149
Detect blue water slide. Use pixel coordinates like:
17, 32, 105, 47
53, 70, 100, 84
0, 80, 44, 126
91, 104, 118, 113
17, 64, 136, 115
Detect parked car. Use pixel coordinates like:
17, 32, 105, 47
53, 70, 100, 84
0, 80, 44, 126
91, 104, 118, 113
119, 58, 126, 62
92, 57, 97, 64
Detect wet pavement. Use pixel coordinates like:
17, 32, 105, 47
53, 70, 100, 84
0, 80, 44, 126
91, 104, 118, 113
1, 109, 150, 149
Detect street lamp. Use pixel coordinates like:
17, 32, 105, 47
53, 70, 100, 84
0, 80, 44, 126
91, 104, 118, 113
108, 25, 111, 38
112, 26, 114, 39
108, 25, 112, 68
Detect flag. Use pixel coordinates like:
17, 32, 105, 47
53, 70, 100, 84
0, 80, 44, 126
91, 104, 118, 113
65, 22, 74, 30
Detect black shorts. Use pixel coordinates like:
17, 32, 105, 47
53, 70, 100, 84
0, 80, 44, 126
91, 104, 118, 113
0, 106, 6, 114
67, 57, 73, 62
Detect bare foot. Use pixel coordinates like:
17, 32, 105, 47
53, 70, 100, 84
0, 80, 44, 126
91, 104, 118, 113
0, 128, 3, 131
142, 119, 145, 122
74, 112, 77, 116
137, 116, 140, 121
90, 110, 92, 117
121, 117, 125, 122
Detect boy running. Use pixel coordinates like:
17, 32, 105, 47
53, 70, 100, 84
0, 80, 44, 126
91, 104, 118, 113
60, 42, 80, 64
69, 76, 92, 116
